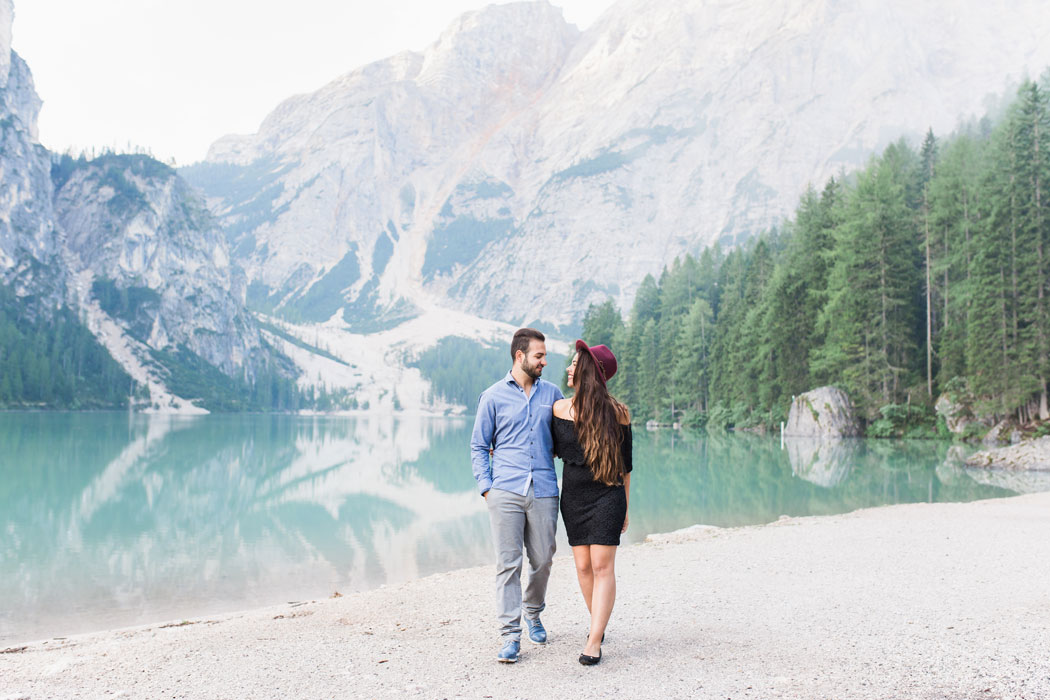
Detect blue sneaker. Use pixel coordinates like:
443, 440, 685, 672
525, 617, 547, 645
497, 639, 520, 663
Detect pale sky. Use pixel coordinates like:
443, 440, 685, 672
11, 0, 616, 165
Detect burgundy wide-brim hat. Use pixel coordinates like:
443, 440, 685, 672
575, 340, 617, 384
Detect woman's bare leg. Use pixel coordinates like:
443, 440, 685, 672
583, 544, 617, 656
571, 545, 594, 612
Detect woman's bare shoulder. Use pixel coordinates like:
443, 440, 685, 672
616, 402, 631, 425
553, 398, 572, 419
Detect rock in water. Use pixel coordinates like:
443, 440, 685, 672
965, 435, 1050, 472
784, 387, 860, 438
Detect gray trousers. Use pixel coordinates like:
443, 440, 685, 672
485, 484, 559, 640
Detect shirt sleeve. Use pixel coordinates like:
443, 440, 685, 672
470, 391, 497, 495
621, 424, 633, 474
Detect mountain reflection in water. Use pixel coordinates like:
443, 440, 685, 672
0, 414, 1028, 644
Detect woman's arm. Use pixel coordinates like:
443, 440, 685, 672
622, 471, 631, 533
618, 401, 632, 533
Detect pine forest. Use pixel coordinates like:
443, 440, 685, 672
578, 76, 1050, 438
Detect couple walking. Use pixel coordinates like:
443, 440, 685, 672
470, 328, 633, 666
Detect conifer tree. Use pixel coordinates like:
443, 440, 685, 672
580, 299, 624, 349
929, 131, 985, 385
671, 297, 714, 418
812, 143, 922, 413
1010, 81, 1050, 418
919, 129, 939, 397
568, 82, 1050, 429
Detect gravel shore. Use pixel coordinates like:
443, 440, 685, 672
3, 493, 1049, 700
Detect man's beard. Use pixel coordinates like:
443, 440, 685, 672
521, 359, 543, 380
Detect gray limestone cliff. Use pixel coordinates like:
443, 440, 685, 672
188, 0, 1050, 330
53, 154, 267, 378
0, 47, 62, 304
0, 0, 12, 87
186, 1, 579, 330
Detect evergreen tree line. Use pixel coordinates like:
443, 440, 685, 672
0, 284, 328, 413
579, 77, 1050, 434
151, 345, 311, 412
0, 286, 133, 408
411, 337, 523, 409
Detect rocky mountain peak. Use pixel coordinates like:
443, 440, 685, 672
188, 0, 1050, 333
0, 20, 56, 301
206, 1, 577, 167
0, 0, 12, 87
418, 1, 578, 92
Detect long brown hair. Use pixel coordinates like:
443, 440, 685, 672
572, 349, 626, 486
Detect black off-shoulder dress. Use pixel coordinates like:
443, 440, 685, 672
552, 416, 633, 546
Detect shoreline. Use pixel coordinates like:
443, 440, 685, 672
0, 476, 1020, 649
4, 492, 1049, 699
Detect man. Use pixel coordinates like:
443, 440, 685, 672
471, 327, 564, 664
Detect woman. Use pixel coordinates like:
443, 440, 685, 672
552, 340, 632, 666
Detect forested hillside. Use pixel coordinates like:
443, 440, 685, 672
580, 76, 1050, 436
0, 280, 309, 412
410, 337, 567, 410
0, 286, 132, 408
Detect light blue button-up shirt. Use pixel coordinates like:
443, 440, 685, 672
470, 371, 564, 498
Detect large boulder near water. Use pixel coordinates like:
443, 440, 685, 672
784, 387, 860, 438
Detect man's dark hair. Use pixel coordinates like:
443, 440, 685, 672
511, 327, 545, 362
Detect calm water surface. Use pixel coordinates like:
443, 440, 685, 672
0, 412, 1031, 644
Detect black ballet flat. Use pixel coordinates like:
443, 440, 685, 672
579, 647, 602, 666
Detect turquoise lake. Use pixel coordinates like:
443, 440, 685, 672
0, 412, 1033, 645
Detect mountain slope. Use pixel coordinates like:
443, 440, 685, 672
0, 40, 61, 303
186, 1, 579, 330
54, 154, 266, 378
188, 0, 1050, 330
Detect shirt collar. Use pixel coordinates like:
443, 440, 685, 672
505, 371, 545, 392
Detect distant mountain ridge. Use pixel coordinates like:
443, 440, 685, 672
6, 0, 1050, 412
186, 0, 1050, 330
